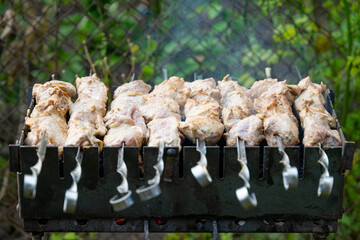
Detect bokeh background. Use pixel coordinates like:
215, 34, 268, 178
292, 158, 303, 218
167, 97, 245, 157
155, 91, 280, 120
0, 0, 359, 239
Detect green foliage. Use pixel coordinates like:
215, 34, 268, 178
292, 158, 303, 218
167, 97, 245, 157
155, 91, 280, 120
0, 0, 359, 239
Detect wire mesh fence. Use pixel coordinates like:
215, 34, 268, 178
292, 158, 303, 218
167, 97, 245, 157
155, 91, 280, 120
0, 0, 358, 239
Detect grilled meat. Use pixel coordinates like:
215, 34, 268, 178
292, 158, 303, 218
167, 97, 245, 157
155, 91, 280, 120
147, 116, 182, 147
65, 74, 108, 147
294, 77, 341, 146
25, 80, 75, 146
252, 79, 300, 146
225, 114, 265, 146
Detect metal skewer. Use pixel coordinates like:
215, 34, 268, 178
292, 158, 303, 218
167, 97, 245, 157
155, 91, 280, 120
162, 68, 168, 81
109, 143, 134, 211
191, 139, 213, 187
63, 147, 83, 213
317, 144, 334, 197
295, 66, 333, 197
136, 142, 165, 201
265, 67, 298, 190
24, 131, 48, 199
235, 138, 257, 209
276, 136, 298, 190
190, 74, 213, 187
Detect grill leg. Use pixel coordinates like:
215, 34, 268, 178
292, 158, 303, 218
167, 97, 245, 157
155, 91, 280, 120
30, 231, 44, 240
312, 233, 328, 240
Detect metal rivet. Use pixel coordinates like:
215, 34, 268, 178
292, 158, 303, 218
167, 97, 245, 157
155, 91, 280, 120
166, 148, 177, 157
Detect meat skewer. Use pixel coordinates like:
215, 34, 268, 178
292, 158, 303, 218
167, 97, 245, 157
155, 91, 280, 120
24, 74, 76, 199
218, 75, 258, 209
255, 68, 299, 190
180, 75, 225, 187
63, 73, 108, 213
105, 76, 151, 210
295, 69, 339, 196
235, 138, 257, 209
136, 72, 183, 201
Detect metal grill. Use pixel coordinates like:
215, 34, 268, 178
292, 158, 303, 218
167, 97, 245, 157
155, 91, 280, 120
8, 87, 356, 239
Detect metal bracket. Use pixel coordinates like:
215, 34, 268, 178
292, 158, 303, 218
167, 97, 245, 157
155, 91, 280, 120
341, 141, 356, 171
9, 144, 20, 173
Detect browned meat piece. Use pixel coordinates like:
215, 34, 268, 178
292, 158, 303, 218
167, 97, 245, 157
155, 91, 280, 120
146, 76, 189, 108
104, 80, 149, 147
70, 98, 107, 116
25, 100, 68, 146
225, 114, 265, 146
294, 77, 341, 146
140, 97, 181, 123
184, 78, 221, 102
25, 80, 75, 146
105, 104, 147, 135
221, 91, 252, 131
179, 116, 224, 145
295, 77, 327, 113
147, 117, 182, 148
247, 78, 277, 100
184, 94, 222, 119
33, 80, 76, 101
104, 118, 145, 147
254, 81, 300, 115
32, 82, 75, 117
254, 94, 293, 115
113, 80, 151, 98
217, 74, 247, 97
263, 112, 299, 146
76, 73, 108, 104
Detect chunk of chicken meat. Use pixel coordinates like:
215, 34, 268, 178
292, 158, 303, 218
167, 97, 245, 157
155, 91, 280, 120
146, 76, 189, 108
263, 112, 299, 146
70, 98, 107, 116
180, 116, 224, 145
66, 74, 108, 146
254, 81, 300, 114
301, 109, 341, 146
33, 80, 76, 102
247, 78, 277, 100
140, 97, 181, 123
254, 94, 293, 115
76, 73, 108, 104
217, 74, 247, 97
104, 104, 147, 137
32, 82, 75, 116
294, 77, 327, 113
184, 94, 222, 119
113, 80, 151, 98
25, 101, 68, 146
221, 91, 252, 131
68, 104, 107, 134
225, 114, 265, 146
147, 117, 182, 148
104, 118, 145, 147
294, 77, 341, 146
111, 94, 146, 110
184, 78, 221, 102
